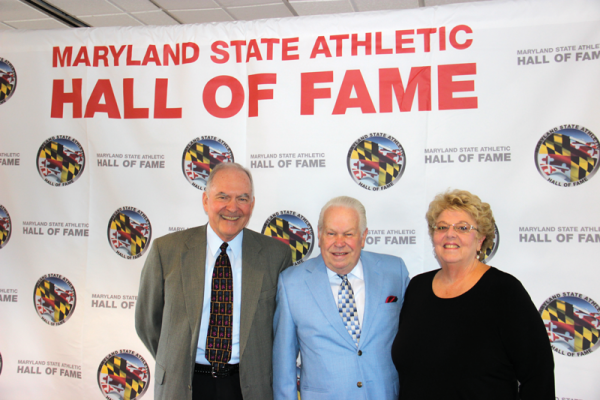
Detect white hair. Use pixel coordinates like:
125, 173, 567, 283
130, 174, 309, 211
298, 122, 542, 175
318, 196, 367, 234
205, 162, 254, 197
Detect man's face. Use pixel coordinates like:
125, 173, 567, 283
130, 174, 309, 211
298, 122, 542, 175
203, 168, 255, 242
318, 206, 367, 275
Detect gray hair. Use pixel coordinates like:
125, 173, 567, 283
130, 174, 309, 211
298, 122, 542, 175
318, 196, 367, 234
205, 162, 254, 197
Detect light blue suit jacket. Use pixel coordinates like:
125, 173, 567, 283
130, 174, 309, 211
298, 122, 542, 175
273, 251, 410, 400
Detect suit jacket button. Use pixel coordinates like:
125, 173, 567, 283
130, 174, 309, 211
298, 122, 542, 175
358, 350, 362, 356
357, 382, 363, 388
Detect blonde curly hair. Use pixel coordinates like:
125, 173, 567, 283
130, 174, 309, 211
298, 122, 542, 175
425, 189, 495, 256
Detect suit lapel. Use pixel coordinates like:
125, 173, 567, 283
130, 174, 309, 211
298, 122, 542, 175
239, 230, 265, 359
359, 252, 383, 346
181, 225, 207, 350
306, 257, 357, 349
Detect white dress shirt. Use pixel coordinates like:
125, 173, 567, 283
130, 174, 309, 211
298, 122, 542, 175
326, 259, 365, 325
195, 224, 243, 364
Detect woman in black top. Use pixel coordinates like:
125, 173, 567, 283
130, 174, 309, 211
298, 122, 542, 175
392, 189, 555, 399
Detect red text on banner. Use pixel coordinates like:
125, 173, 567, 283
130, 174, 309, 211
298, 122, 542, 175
301, 63, 477, 115
51, 78, 182, 118
52, 43, 200, 67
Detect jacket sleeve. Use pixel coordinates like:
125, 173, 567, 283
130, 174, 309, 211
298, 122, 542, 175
272, 272, 300, 400
398, 257, 411, 307
135, 239, 165, 359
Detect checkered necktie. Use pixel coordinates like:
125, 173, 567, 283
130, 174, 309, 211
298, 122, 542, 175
205, 243, 233, 370
337, 274, 361, 346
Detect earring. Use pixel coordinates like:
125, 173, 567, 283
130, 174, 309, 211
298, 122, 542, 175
476, 250, 481, 260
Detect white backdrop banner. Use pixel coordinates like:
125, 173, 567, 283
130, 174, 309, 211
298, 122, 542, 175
1, 0, 599, 398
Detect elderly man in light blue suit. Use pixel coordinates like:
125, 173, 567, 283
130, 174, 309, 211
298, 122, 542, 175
273, 196, 410, 400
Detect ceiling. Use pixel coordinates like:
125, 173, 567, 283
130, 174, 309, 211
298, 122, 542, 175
0, 0, 488, 30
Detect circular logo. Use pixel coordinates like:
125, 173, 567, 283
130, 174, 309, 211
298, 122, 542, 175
98, 349, 150, 400
539, 293, 600, 357
481, 223, 499, 264
107, 207, 152, 260
0, 205, 12, 249
347, 133, 406, 191
182, 137, 234, 190
0, 352, 3, 376
0, 58, 17, 105
33, 274, 76, 326
37, 136, 86, 187
261, 211, 314, 266
535, 125, 599, 187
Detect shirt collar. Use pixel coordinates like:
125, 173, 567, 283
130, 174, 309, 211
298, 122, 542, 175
206, 223, 243, 259
325, 257, 364, 280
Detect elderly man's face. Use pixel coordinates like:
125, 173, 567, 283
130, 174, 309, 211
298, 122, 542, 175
318, 206, 367, 276
203, 168, 255, 242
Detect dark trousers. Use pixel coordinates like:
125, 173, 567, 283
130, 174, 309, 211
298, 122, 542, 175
192, 370, 243, 400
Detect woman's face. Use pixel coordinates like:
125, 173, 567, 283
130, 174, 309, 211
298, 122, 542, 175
432, 209, 485, 269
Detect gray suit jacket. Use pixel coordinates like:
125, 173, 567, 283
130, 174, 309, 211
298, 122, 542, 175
135, 224, 292, 400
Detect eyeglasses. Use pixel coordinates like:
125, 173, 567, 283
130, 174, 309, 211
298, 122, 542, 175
432, 222, 478, 234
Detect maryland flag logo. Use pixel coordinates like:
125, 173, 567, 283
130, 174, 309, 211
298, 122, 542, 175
108, 208, 152, 260
0, 205, 11, 249
37, 137, 85, 187
33, 275, 76, 326
348, 134, 405, 191
262, 212, 314, 266
183, 137, 233, 190
0, 58, 17, 105
540, 295, 600, 356
98, 351, 150, 400
536, 127, 599, 186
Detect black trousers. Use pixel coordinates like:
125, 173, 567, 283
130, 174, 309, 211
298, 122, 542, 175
192, 370, 243, 400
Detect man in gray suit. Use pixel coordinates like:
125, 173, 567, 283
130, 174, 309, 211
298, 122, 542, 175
135, 162, 292, 400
